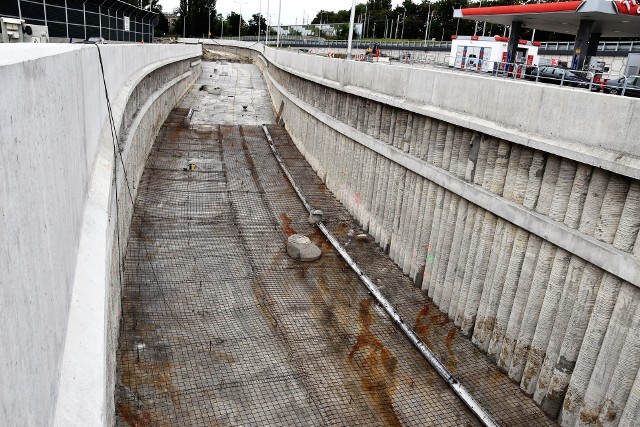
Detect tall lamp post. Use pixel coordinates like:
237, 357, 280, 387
346, 0, 356, 59
257, 0, 262, 42
234, 1, 247, 41
424, 1, 432, 45
276, 0, 282, 47
266, 0, 270, 44
182, 0, 189, 39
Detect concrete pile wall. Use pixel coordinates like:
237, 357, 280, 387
0, 43, 201, 426
212, 41, 640, 426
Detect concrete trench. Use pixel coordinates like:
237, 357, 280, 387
115, 61, 560, 426
233, 46, 640, 426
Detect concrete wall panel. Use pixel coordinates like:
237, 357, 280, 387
0, 43, 200, 426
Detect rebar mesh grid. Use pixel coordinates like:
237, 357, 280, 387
116, 66, 556, 427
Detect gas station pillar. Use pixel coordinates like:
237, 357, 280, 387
586, 32, 601, 66
507, 21, 523, 65
573, 19, 594, 69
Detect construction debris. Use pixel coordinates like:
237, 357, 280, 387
286, 234, 322, 261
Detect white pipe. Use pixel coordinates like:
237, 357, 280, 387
261, 124, 499, 427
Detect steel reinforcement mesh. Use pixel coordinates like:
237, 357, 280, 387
116, 107, 556, 426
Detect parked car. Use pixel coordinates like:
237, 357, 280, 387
526, 66, 593, 89
603, 76, 640, 97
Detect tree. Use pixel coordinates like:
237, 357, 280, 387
226, 11, 246, 37
248, 13, 267, 36
336, 23, 350, 39
174, 0, 217, 38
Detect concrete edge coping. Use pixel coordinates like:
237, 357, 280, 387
258, 48, 640, 181
265, 69, 640, 289
107, 50, 201, 151
53, 57, 198, 426
120, 70, 194, 166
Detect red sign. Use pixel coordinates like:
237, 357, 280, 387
614, 0, 640, 15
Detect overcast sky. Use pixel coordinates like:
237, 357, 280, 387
158, 0, 403, 25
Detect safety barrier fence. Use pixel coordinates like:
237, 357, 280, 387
247, 38, 640, 53
266, 45, 639, 98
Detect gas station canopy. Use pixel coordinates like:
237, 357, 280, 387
454, 0, 640, 38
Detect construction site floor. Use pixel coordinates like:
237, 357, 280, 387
115, 62, 556, 426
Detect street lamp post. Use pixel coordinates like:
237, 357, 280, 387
258, 0, 262, 42
265, 2, 270, 45
276, 0, 281, 47
346, 0, 356, 59
183, 0, 189, 39
424, 2, 432, 45
234, 1, 247, 41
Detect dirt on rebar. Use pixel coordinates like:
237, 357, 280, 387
202, 48, 252, 63
115, 62, 557, 427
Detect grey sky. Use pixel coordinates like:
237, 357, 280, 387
158, 0, 403, 26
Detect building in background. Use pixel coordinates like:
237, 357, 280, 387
0, 0, 157, 43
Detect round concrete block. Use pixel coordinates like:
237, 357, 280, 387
287, 234, 322, 261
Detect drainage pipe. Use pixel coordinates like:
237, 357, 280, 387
261, 124, 499, 427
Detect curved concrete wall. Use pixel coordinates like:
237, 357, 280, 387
263, 46, 640, 181
0, 43, 201, 426
216, 42, 640, 426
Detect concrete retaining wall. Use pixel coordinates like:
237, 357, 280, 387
213, 41, 640, 426
262, 46, 640, 180
0, 43, 201, 426
298, 47, 628, 76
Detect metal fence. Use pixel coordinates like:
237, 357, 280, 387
260, 37, 640, 54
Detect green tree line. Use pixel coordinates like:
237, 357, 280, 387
311, 0, 576, 42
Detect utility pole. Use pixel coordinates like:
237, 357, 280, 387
258, 0, 262, 42
384, 16, 387, 39
266, 0, 270, 44
362, 4, 367, 39
208, 6, 212, 38
424, 2, 433, 43
401, 10, 405, 39
424, 2, 432, 45
220, 14, 224, 38
233, 1, 247, 40
276, 0, 281, 47
346, 0, 356, 59
183, 0, 188, 40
